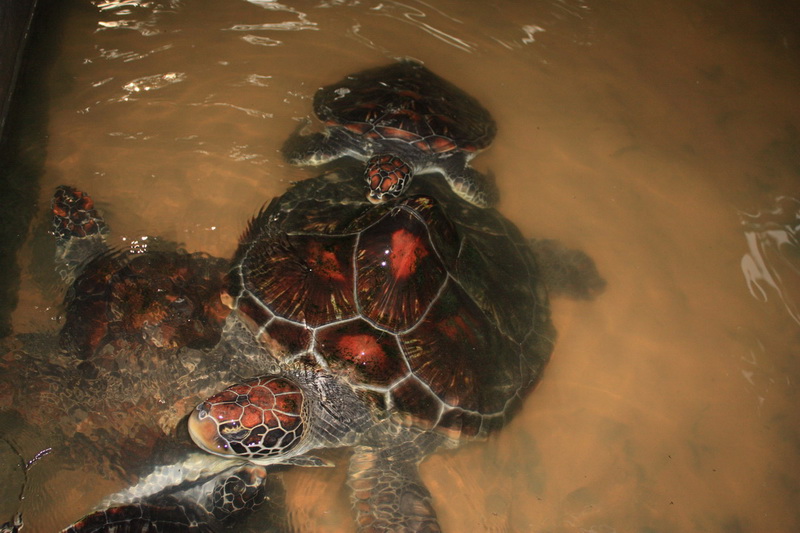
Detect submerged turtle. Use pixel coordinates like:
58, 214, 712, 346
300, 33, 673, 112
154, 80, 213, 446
188, 166, 605, 531
51, 186, 230, 359
2, 186, 236, 471
1, 186, 283, 531
282, 60, 499, 207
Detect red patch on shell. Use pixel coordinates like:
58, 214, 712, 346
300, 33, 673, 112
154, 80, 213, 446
396, 89, 423, 100
62, 250, 228, 358
317, 319, 406, 386
389, 228, 428, 281
305, 241, 347, 283
344, 123, 371, 135
356, 207, 447, 331
373, 126, 421, 143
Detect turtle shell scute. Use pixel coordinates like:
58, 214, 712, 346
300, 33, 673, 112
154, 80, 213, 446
355, 204, 448, 331
316, 319, 406, 386
237, 232, 358, 327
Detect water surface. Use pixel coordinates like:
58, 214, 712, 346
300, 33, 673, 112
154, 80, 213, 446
2, 0, 799, 531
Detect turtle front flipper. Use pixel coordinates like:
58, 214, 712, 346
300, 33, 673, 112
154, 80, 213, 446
51, 186, 110, 285
423, 153, 500, 208
0, 513, 22, 533
63, 453, 286, 532
282, 122, 371, 166
347, 433, 445, 533
62, 499, 219, 533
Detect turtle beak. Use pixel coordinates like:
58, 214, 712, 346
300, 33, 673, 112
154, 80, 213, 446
188, 403, 234, 457
367, 191, 384, 204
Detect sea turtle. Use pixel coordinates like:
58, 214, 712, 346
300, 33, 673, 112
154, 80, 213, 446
51, 186, 230, 359
282, 60, 499, 207
187, 166, 605, 531
0, 186, 282, 531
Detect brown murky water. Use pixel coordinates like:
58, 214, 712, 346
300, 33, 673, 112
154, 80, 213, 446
2, 0, 800, 531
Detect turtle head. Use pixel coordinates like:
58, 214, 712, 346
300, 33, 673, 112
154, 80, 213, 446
189, 375, 317, 466
365, 154, 413, 204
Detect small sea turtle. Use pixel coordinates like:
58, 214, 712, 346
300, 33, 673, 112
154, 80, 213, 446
188, 167, 604, 531
282, 60, 499, 207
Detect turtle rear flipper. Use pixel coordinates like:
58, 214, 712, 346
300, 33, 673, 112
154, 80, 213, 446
51, 186, 109, 285
529, 238, 607, 301
347, 431, 445, 533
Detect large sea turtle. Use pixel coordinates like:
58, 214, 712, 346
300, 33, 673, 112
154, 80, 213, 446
282, 60, 499, 207
186, 166, 604, 531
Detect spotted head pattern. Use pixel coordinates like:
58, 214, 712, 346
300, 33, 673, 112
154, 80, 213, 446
189, 376, 307, 463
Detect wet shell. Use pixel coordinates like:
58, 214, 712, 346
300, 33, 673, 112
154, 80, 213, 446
228, 168, 554, 439
314, 60, 496, 155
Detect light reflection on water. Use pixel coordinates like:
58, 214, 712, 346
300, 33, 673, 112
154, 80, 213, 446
740, 196, 800, 326
2, 0, 799, 531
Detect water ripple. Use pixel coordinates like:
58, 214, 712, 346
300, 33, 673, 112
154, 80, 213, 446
98, 44, 173, 63
370, 0, 476, 53
97, 19, 161, 36
740, 196, 800, 326
122, 71, 186, 93
188, 101, 274, 119
227, 21, 318, 31
230, 0, 318, 35
242, 34, 283, 46
94, 0, 182, 36
492, 0, 593, 49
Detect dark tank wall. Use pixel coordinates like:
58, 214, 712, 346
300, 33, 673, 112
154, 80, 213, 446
0, 0, 68, 337
0, 0, 37, 136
